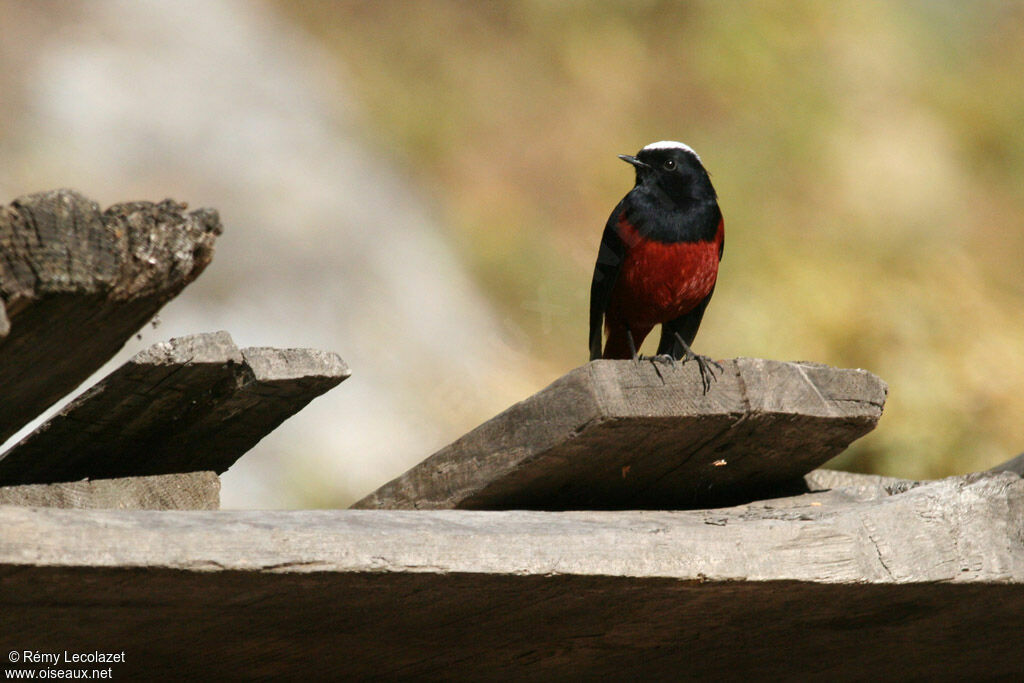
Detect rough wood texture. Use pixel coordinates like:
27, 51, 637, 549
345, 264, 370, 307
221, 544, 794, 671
1, 473, 1020, 679
354, 358, 887, 510
0, 471, 219, 509
0, 332, 350, 485
0, 189, 221, 443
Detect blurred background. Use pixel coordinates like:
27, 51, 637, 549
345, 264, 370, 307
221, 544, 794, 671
1, 0, 1023, 507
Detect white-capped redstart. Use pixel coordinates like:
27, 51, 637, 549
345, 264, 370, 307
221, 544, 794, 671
589, 141, 723, 392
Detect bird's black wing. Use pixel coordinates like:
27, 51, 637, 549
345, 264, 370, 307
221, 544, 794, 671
589, 204, 627, 360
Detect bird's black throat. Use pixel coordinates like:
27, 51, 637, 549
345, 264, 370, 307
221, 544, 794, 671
622, 188, 721, 244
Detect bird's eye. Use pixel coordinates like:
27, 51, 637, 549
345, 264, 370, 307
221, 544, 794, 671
663, 159, 676, 170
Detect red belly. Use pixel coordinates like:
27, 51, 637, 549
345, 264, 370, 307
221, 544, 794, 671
607, 218, 721, 328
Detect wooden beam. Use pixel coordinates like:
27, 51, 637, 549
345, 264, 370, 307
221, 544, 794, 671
353, 358, 887, 510
0, 332, 350, 485
0, 471, 219, 510
0, 189, 221, 443
1, 472, 1020, 678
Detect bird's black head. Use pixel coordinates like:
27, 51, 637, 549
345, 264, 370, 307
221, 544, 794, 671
619, 141, 716, 208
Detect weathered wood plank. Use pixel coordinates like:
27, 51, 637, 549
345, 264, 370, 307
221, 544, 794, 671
0, 471, 219, 510
353, 358, 887, 510
0, 332, 350, 485
0, 473, 1020, 679
6, 472, 1016, 582
0, 189, 221, 443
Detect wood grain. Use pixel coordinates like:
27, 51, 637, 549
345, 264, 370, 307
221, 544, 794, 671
0, 471, 219, 510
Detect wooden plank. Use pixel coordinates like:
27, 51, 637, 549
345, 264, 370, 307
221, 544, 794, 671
0, 471, 219, 510
989, 452, 1024, 477
0, 189, 221, 443
801, 469, 921, 499
0, 332, 350, 485
0, 473, 1020, 679
353, 358, 887, 510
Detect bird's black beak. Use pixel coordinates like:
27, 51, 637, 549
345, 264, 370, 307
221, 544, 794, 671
618, 154, 650, 169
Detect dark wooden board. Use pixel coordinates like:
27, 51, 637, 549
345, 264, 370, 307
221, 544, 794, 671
1, 473, 1021, 679
0, 471, 219, 510
0, 332, 350, 485
353, 358, 888, 510
0, 189, 221, 443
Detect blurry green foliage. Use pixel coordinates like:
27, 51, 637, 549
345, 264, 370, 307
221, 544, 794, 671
278, 0, 1024, 478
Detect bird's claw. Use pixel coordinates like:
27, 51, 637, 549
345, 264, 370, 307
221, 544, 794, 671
635, 351, 720, 394
686, 352, 722, 394
669, 332, 722, 394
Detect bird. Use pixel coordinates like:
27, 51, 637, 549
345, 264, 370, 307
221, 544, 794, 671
588, 140, 724, 392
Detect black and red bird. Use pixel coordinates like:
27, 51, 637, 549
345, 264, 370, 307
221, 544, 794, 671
589, 141, 724, 391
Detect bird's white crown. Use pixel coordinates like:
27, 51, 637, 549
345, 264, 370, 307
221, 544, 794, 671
641, 140, 701, 162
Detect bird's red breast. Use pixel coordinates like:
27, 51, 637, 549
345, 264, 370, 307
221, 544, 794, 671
607, 214, 723, 328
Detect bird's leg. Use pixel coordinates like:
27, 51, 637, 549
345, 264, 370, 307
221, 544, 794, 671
627, 329, 639, 366
630, 329, 675, 368
673, 332, 723, 394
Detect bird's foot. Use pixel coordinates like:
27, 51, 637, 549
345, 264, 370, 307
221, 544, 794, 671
634, 353, 674, 382
671, 332, 723, 394
684, 351, 723, 394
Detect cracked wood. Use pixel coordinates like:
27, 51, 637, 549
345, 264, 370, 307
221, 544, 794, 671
0, 331, 350, 485
0, 189, 221, 443
353, 358, 888, 510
